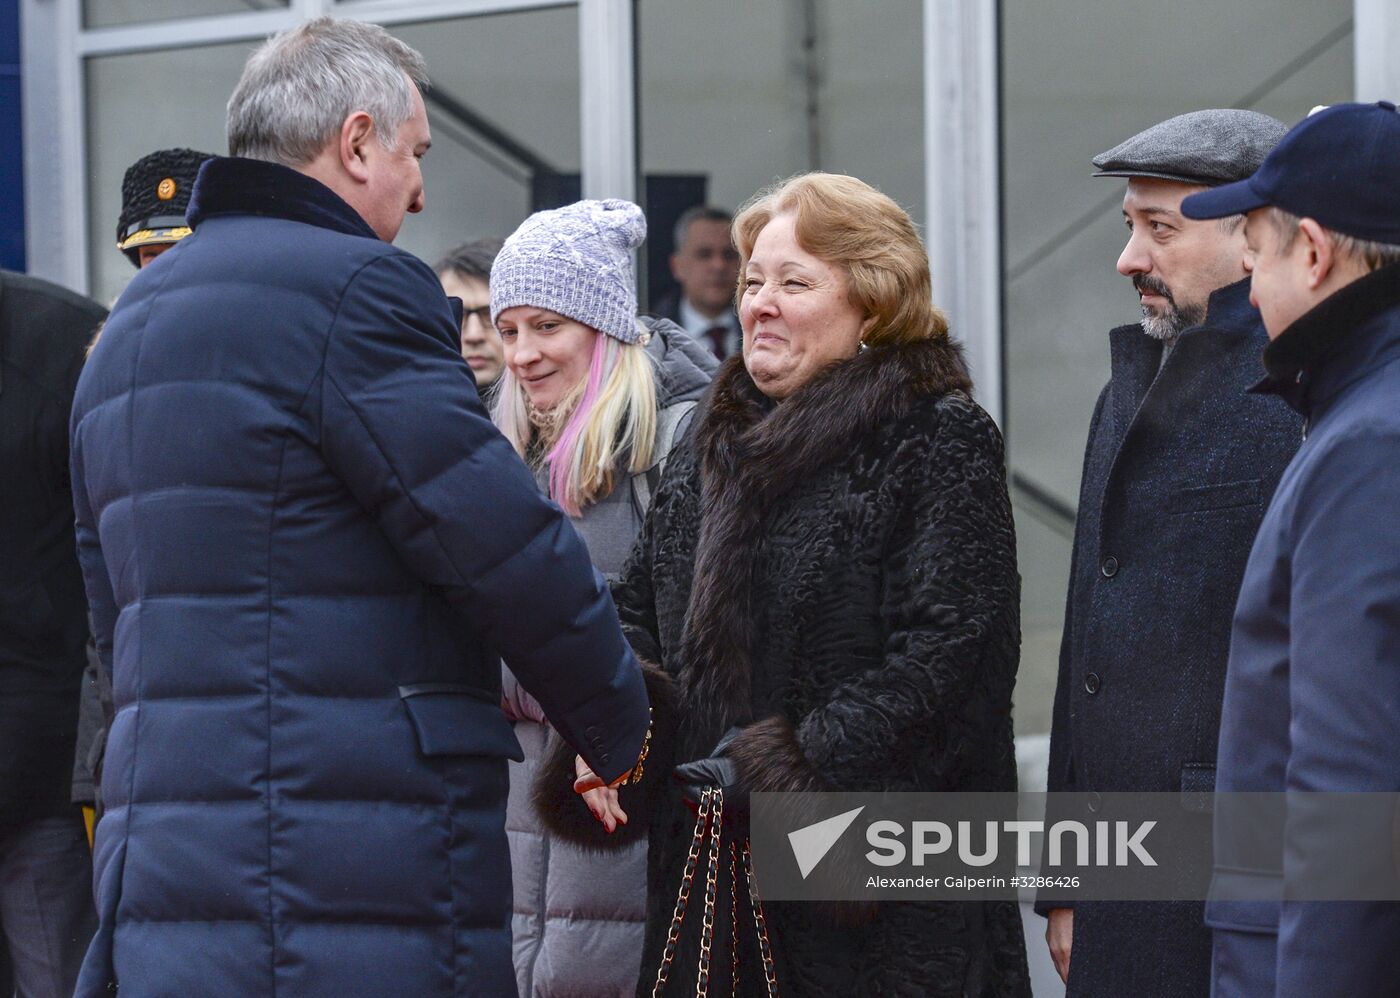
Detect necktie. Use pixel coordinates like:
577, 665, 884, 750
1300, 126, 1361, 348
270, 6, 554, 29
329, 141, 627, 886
702, 325, 728, 359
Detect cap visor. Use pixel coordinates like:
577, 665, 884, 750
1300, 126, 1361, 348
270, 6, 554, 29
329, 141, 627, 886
1093, 168, 1222, 185
1180, 179, 1267, 220
118, 226, 192, 251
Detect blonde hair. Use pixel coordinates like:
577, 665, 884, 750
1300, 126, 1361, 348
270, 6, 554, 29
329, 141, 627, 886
733, 172, 949, 346
492, 321, 657, 517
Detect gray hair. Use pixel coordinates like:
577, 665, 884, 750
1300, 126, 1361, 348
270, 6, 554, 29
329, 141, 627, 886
1269, 207, 1400, 273
227, 17, 428, 167
672, 205, 733, 251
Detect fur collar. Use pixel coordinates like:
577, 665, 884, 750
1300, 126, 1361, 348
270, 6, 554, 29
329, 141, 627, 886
187, 157, 379, 242
676, 336, 971, 755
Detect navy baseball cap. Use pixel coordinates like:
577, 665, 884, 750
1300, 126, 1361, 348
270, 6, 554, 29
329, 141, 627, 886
1181, 101, 1400, 244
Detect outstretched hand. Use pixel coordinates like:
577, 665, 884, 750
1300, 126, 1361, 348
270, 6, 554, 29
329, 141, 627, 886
573, 755, 629, 833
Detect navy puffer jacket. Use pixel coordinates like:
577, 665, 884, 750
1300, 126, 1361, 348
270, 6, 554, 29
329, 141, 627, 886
68, 157, 649, 998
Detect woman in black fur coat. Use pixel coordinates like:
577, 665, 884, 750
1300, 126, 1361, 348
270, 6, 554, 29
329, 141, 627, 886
537, 173, 1030, 996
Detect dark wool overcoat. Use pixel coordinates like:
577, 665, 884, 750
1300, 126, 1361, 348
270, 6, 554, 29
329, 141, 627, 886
1036, 279, 1300, 997
68, 157, 649, 998
539, 336, 1031, 996
0, 271, 105, 827
1212, 264, 1400, 998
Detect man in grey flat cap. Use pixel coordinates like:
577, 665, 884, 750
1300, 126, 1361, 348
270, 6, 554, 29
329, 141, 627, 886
1035, 109, 1301, 997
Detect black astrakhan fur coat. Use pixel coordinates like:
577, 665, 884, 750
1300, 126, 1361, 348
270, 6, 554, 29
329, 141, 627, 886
537, 335, 1031, 996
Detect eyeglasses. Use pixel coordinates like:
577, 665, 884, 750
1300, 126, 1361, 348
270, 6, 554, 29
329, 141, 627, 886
461, 305, 492, 327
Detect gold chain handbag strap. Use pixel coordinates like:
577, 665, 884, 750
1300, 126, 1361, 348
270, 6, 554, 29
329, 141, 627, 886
695, 790, 725, 997
742, 842, 781, 997
730, 841, 740, 992
652, 789, 713, 997
652, 788, 781, 998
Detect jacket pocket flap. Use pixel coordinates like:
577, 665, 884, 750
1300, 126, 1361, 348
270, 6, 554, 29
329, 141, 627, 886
1168, 479, 1262, 514
400, 686, 524, 761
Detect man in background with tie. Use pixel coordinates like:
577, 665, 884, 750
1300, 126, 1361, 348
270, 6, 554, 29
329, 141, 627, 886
649, 204, 741, 358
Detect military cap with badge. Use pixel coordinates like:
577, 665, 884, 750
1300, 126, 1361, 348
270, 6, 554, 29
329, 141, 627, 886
117, 147, 216, 267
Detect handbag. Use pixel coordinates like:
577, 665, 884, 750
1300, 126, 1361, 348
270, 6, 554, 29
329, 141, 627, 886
650, 787, 780, 997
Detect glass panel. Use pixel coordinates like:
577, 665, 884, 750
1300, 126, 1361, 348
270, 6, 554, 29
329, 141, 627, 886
84, 0, 288, 30
85, 39, 260, 304
391, 7, 580, 270
84, 7, 580, 304
1000, 1, 1355, 741
636, 0, 922, 306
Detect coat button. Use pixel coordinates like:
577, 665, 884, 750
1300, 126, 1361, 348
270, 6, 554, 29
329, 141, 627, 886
1100, 556, 1119, 578
1084, 672, 1101, 695
1087, 791, 1102, 813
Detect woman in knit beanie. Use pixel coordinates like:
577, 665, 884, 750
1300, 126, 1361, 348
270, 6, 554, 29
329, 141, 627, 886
489, 198, 717, 997
491, 198, 716, 519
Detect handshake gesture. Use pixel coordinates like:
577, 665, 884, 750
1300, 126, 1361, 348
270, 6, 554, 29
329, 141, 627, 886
573, 727, 748, 834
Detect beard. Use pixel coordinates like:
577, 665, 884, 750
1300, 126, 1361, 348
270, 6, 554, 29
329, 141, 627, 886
1133, 275, 1205, 341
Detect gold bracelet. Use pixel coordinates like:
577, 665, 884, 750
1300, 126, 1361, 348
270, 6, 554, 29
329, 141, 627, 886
621, 707, 654, 786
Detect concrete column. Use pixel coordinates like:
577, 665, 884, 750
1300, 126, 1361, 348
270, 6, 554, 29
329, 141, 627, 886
1355, 0, 1400, 103
20, 0, 86, 290
578, 0, 635, 202
924, 0, 1003, 427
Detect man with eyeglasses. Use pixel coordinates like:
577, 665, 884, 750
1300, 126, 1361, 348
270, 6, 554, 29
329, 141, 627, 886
436, 237, 505, 391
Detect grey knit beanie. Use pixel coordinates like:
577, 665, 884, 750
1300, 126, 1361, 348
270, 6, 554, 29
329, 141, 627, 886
490, 198, 646, 344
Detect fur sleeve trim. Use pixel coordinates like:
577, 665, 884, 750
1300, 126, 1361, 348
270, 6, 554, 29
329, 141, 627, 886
726, 715, 829, 795
728, 716, 878, 925
531, 658, 679, 851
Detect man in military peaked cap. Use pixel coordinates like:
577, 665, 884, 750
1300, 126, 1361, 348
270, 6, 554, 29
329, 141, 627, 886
115, 147, 215, 268
1035, 109, 1301, 998
68, 147, 217, 842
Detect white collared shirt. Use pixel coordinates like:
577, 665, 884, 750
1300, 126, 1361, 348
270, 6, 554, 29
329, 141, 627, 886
678, 297, 741, 356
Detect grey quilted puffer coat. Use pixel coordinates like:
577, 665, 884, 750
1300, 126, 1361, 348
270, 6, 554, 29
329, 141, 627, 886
502, 319, 715, 997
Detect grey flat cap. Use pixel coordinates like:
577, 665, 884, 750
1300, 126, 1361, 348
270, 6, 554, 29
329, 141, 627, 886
1093, 109, 1288, 185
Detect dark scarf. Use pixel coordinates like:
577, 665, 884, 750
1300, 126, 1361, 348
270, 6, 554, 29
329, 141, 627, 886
675, 335, 972, 756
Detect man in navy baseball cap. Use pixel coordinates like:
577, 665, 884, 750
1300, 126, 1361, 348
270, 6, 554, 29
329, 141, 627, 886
1183, 101, 1400, 998
1182, 100, 1400, 338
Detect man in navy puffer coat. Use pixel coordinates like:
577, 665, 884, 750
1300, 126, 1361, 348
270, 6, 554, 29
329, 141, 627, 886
68, 18, 649, 997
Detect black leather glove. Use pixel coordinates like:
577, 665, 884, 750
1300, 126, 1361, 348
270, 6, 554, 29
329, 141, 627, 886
673, 727, 748, 828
